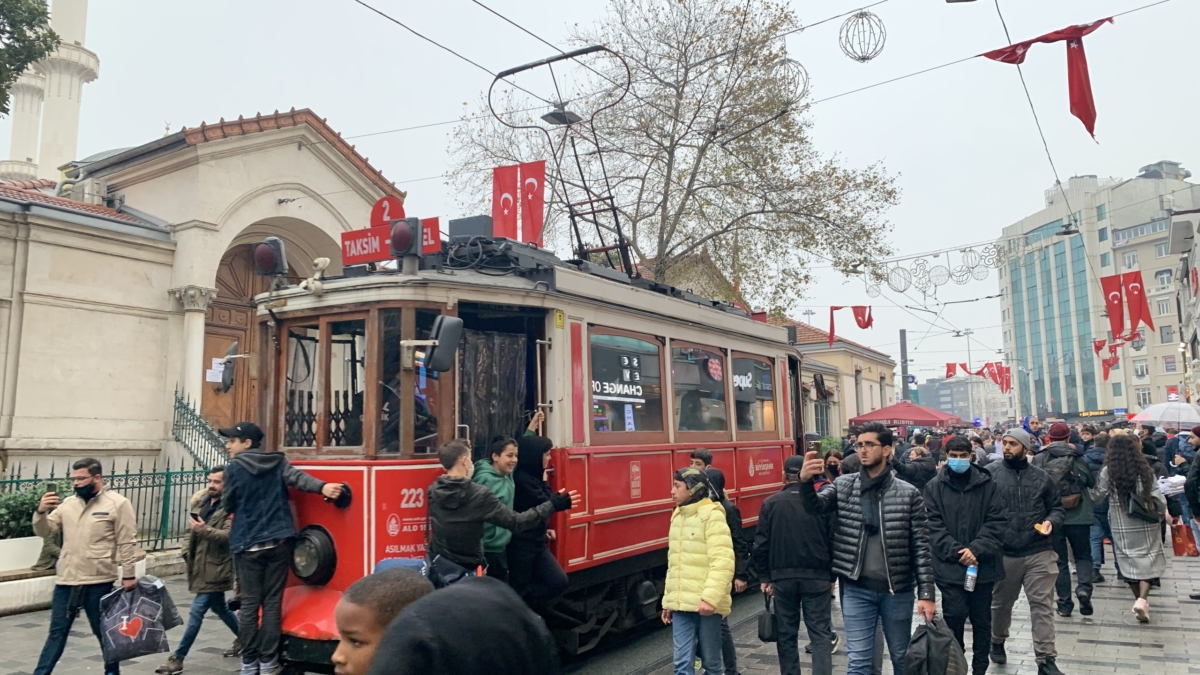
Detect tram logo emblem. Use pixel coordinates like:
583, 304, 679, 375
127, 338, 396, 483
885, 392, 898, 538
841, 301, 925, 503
749, 458, 774, 478
387, 513, 401, 537
629, 461, 642, 500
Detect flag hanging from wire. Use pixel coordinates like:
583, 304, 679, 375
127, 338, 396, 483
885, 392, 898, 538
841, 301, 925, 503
981, 18, 1113, 139
828, 306, 874, 347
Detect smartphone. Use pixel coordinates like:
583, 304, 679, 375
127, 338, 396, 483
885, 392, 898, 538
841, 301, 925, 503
45, 482, 56, 496
809, 441, 823, 454
189, 512, 201, 521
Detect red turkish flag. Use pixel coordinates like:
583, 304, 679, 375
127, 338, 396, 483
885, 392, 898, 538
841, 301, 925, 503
1099, 274, 1125, 338
852, 306, 874, 329
1192, 267, 1199, 296
946, 363, 957, 379
491, 164, 519, 239
984, 362, 1001, 386
1092, 339, 1106, 356
981, 18, 1112, 139
1108, 343, 1118, 357
518, 160, 547, 247
1102, 356, 1119, 382
1122, 270, 1155, 333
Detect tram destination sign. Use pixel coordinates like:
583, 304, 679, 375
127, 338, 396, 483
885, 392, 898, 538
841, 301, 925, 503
341, 225, 393, 265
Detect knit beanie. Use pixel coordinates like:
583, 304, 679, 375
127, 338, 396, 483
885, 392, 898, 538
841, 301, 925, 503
1047, 423, 1071, 442
1003, 428, 1033, 451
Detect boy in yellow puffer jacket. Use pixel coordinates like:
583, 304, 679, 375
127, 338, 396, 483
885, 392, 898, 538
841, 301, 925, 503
662, 467, 735, 675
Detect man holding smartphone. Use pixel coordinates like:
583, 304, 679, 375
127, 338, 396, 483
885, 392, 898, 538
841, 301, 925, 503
31, 458, 139, 675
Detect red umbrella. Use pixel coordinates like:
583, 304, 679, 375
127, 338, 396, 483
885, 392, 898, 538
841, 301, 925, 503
849, 400, 962, 427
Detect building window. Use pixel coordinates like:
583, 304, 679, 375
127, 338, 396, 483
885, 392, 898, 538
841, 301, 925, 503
1123, 251, 1138, 269
590, 332, 664, 435
671, 346, 729, 433
1100, 252, 1111, 267
1136, 387, 1153, 407
1158, 299, 1171, 316
1002, 308, 1008, 321
1156, 243, 1170, 258
1134, 359, 1148, 378
1165, 355, 1178, 373
1098, 226, 1108, 241
1161, 325, 1175, 345
1155, 269, 1173, 287
1097, 204, 1107, 221
814, 399, 830, 438
1112, 382, 1122, 397
733, 355, 776, 433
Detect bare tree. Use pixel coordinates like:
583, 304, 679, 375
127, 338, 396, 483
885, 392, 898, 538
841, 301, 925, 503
448, 0, 898, 312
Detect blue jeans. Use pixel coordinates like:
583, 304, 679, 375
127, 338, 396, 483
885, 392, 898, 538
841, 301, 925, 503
175, 591, 240, 658
34, 582, 119, 675
671, 611, 724, 675
1090, 510, 1120, 576
841, 582, 914, 675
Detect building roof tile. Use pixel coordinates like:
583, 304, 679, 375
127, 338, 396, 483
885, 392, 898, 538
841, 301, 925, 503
0, 185, 144, 224
0, 178, 57, 191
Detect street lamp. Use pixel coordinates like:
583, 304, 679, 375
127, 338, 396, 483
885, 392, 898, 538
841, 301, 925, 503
954, 329, 975, 425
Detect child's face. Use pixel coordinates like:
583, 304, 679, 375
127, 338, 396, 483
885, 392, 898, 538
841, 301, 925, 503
332, 599, 386, 675
671, 479, 692, 506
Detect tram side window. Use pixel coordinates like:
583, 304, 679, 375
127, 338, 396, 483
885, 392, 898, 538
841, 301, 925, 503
328, 319, 366, 447
414, 310, 442, 454
379, 309, 402, 454
732, 356, 776, 433
285, 324, 319, 447
590, 333, 663, 433
671, 347, 728, 432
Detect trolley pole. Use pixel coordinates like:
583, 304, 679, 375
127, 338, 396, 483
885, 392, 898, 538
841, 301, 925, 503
956, 329, 975, 425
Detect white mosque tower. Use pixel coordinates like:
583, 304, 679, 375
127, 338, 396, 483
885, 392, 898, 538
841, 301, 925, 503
0, 0, 98, 182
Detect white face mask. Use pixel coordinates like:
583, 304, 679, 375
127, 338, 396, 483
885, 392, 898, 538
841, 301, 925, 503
465, 459, 475, 480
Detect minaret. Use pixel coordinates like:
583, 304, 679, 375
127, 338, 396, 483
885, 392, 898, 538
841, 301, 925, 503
0, 0, 98, 182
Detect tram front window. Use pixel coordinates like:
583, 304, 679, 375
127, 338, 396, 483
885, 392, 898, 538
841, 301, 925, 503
414, 310, 442, 454
379, 309, 402, 454
590, 333, 663, 434
285, 324, 319, 447
328, 320, 366, 447
377, 309, 440, 455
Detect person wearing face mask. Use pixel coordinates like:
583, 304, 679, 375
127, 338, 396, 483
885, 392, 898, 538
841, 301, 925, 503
923, 437, 1007, 675
32, 458, 139, 675
985, 429, 1066, 675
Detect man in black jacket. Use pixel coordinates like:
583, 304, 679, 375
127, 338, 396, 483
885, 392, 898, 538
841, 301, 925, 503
754, 456, 835, 675
924, 436, 1007, 675
427, 440, 578, 570
986, 428, 1066, 675
800, 422, 936, 675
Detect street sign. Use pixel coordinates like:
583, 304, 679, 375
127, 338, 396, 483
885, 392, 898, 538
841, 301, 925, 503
341, 226, 392, 265
907, 374, 916, 384
420, 217, 441, 255
973, 417, 982, 427
370, 196, 406, 229
1114, 407, 1127, 414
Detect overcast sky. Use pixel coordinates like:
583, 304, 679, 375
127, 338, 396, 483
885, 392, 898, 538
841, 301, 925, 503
3, 0, 1196, 401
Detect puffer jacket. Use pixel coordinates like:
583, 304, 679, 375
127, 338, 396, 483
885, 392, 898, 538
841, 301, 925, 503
472, 459, 515, 554
662, 498, 735, 617
984, 458, 1065, 557
800, 470, 935, 601
182, 489, 234, 593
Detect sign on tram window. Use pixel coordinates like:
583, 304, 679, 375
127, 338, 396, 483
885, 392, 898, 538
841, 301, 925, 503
672, 347, 728, 432
732, 357, 776, 433
590, 333, 663, 434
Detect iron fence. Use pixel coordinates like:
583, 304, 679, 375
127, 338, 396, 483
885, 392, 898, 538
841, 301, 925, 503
0, 459, 209, 551
172, 390, 230, 470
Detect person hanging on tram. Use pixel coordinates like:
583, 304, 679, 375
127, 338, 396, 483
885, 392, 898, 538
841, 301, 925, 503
473, 435, 520, 582
507, 434, 574, 611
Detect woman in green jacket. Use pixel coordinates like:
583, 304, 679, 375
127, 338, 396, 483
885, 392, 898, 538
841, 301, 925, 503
474, 435, 520, 581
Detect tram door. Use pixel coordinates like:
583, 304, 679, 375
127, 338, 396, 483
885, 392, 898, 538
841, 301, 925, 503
456, 304, 546, 459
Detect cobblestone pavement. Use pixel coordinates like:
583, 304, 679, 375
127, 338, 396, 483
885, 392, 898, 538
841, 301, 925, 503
3, 551, 1199, 675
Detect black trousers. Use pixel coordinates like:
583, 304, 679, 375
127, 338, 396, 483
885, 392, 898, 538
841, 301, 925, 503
235, 543, 292, 663
1052, 523, 1094, 611
773, 579, 834, 675
938, 580, 994, 674
485, 551, 509, 583
507, 542, 568, 604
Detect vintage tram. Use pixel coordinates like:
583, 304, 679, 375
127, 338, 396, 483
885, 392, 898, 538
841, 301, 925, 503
250, 235, 803, 671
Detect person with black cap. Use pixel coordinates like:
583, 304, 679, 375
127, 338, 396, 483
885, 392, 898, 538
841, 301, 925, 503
753, 454, 835, 675
366, 576, 559, 675
220, 422, 343, 675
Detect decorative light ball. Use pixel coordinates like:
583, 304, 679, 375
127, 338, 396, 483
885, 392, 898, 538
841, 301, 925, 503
971, 266, 990, 281
929, 265, 950, 286
961, 249, 981, 269
951, 266, 971, 285
839, 11, 887, 63
887, 267, 911, 293
866, 283, 881, 298
778, 59, 810, 107
912, 274, 931, 293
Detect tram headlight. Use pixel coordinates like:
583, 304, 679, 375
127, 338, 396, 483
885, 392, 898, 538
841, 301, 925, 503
291, 525, 337, 586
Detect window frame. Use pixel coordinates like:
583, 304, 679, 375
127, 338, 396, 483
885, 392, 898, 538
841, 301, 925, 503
730, 351, 780, 441
1100, 252, 1111, 268
669, 340, 733, 443
587, 325, 670, 446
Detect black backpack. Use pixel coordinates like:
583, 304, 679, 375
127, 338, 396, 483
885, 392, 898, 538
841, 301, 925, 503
1043, 453, 1083, 509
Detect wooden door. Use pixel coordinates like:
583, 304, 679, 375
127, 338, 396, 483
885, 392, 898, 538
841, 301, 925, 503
202, 245, 272, 429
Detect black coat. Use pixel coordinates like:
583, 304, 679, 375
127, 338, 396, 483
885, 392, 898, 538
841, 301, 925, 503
510, 437, 554, 549
984, 458, 1065, 558
753, 481, 834, 582
922, 465, 1007, 585
802, 470, 935, 601
427, 477, 556, 568
894, 454, 938, 491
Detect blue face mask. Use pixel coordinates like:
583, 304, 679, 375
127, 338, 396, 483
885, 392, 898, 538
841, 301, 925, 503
947, 458, 971, 474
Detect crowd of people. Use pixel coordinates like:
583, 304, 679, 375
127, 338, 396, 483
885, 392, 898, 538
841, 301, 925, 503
23, 412, 1200, 675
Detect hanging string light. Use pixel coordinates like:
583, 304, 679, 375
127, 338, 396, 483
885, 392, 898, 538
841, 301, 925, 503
839, 11, 886, 63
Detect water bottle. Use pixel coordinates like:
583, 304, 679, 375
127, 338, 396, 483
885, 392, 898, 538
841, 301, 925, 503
964, 565, 978, 591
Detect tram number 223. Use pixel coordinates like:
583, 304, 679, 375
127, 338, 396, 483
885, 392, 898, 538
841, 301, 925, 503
400, 488, 425, 509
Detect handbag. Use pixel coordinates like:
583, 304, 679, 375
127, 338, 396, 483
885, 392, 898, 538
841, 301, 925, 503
904, 618, 968, 675
757, 593, 777, 643
1126, 490, 1161, 524
1171, 523, 1200, 557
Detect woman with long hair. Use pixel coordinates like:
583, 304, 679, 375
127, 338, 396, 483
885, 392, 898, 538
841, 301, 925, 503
1091, 433, 1168, 622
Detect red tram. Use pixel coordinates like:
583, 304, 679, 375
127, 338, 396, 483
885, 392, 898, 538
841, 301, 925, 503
251, 236, 804, 671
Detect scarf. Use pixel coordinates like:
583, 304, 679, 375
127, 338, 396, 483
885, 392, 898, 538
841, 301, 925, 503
858, 466, 890, 534
673, 468, 712, 505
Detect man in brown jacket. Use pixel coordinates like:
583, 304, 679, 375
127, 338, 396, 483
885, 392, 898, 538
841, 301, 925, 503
32, 457, 139, 675
156, 465, 239, 674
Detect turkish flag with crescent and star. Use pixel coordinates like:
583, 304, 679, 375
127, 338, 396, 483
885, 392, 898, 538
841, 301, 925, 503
491, 164, 519, 240
1092, 338, 1106, 356
1099, 274, 1125, 338
981, 18, 1112, 139
945, 363, 957, 379
1102, 356, 1120, 382
1122, 270, 1155, 333
828, 306, 874, 347
518, 160, 547, 247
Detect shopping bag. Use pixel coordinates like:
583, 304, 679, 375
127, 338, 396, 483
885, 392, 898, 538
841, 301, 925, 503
98, 579, 171, 663
757, 593, 777, 643
140, 575, 183, 629
904, 618, 967, 675
1171, 523, 1200, 557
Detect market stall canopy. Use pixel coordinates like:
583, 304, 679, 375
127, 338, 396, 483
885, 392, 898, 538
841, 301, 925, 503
849, 400, 962, 427
1130, 402, 1200, 428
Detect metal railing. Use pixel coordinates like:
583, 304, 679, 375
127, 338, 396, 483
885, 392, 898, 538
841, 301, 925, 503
172, 390, 229, 470
0, 460, 209, 550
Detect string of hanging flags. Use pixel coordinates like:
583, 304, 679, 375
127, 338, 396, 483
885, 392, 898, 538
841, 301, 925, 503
945, 362, 1012, 395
